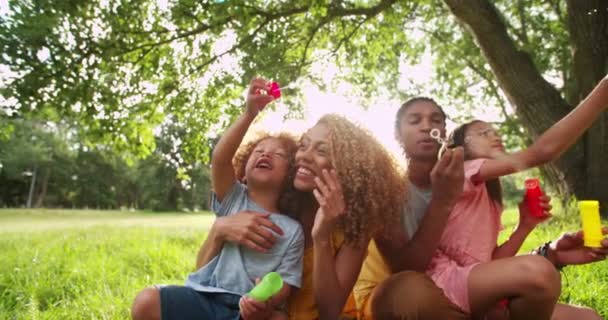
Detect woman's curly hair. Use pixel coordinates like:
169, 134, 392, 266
232, 132, 299, 217
318, 114, 408, 246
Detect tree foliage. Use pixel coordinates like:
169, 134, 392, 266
2, 0, 607, 212
0, 119, 211, 210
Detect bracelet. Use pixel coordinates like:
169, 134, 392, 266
532, 241, 563, 271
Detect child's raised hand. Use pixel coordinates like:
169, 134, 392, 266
246, 77, 275, 115
518, 194, 552, 230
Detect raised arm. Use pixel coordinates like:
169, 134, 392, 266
376, 147, 465, 273
211, 78, 274, 201
477, 76, 608, 182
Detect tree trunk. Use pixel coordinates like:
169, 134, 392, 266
566, 0, 608, 214
167, 181, 180, 211
443, 0, 608, 216
34, 167, 50, 208
26, 167, 37, 208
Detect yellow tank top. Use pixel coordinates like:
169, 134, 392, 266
352, 239, 391, 310
286, 231, 346, 320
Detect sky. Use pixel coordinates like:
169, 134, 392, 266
252, 75, 412, 159
248, 52, 479, 160
0, 0, 506, 161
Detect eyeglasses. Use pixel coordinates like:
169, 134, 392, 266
464, 128, 500, 143
468, 128, 500, 138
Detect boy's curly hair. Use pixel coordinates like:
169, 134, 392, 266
232, 132, 299, 216
318, 114, 407, 246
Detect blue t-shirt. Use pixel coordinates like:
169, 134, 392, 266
185, 182, 304, 296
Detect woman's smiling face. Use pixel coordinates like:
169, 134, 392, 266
294, 123, 334, 192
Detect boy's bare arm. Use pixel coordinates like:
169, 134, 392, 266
211, 78, 274, 201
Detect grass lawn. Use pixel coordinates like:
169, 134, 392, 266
0, 208, 606, 319
0, 209, 213, 319
499, 208, 608, 317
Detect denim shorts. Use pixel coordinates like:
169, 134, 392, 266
159, 285, 241, 320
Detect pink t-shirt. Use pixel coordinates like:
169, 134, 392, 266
426, 158, 503, 313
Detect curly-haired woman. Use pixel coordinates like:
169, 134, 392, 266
195, 113, 407, 320
130, 76, 406, 320
197, 115, 406, 319
291, 114, 407, 319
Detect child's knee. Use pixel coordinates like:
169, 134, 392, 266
553, 305, 602, 320
131, 287, 161, 320
515, 256, 561, 297
572, 307, 602, 320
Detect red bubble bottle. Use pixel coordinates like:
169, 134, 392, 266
269, 82, 281, 99
524, 178, 546, 218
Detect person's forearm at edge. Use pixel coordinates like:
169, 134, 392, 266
312, 236, 365, 320
195, 219, 226, 269
542, 233, 608, 268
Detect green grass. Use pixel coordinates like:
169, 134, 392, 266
499, 208, 608, 317
0, 208, 606, 319
0, 209, 214, 319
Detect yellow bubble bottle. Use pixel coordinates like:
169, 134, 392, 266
578, 200, 603, 248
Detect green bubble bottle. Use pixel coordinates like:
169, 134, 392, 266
247, 272, 283, 302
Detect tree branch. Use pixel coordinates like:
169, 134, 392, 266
443, 0, 608, 212
545, 0, 567, 26
464, 60, 512, 122
421, 25, 513, 123
443, 0, 572, 130
516, 0, 530, 46
187, 19, 270, 77
296, 18, 332, 76
328, 17, 370, 58
565, 0, 608, 102
328, 0, 397, 17
565, 0, 608, 203
119, 16, 235, 56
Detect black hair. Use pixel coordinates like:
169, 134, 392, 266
394, 97, 448, 135
449, 120, 503, 205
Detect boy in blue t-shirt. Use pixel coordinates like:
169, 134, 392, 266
157, 77, 303, 320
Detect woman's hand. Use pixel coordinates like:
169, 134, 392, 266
312, 169, 346, 241
214, 211, 284, 253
